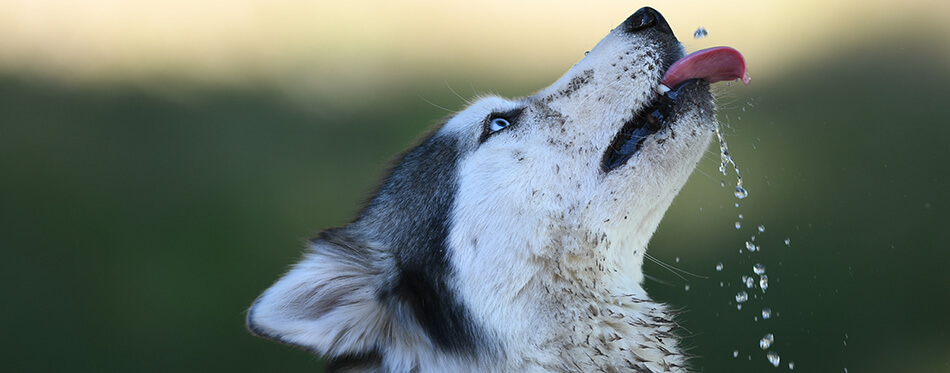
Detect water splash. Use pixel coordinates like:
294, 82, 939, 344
716, 126, 747, 200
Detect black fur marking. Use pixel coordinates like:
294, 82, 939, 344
358, 132, 485, 356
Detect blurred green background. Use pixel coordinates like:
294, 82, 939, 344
1, 1, 948, 372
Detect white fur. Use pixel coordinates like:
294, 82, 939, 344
250, 16, 716, 373
446, 27, 712, 371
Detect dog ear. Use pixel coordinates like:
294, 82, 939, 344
247, 232, 394, 357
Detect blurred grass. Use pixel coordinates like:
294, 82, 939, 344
1, 30, 949, 373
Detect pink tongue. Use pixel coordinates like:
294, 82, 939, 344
662, 46, 750, 87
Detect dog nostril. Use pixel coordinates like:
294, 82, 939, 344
622, 7, 675, 36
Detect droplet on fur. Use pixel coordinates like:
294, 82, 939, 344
762, 307, 772, 319
760, 333, 774, 349
753, 263, 766, 275
735, 221, 742, 229
758, 224, 766, 233
745, 241, 756, 252
767, 351, 781, 367
716, 262, 724, 271
693, 27, 708, 39
759, 275, 769, 292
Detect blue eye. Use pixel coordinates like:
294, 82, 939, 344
489, 118, 510, 132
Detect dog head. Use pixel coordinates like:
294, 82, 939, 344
248, 7, 747, 371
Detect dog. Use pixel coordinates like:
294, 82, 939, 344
248, 7, 748, 372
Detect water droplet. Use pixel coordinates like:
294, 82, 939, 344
753, 263, 766, 275
584, 50, 590, 56
784, 238, 791, 246
735, 221, 742, 229
720, 180, 726, 187
736, 291, 749, 303
735, 202, 740, 208
743, 275, 755, 288
767, 351, 780, 367
760, 274, 769, 292
760, 333, 774, 349
733, 350, 739, 358
735, 186, 748, 199
684, 284, 691, 291
693, 27, 708, 39
675, 257, 680, 263
716, 262, 724, 271
720, 281, 724, 287
745, 241, 756, 251
762, 307, 772, 319
789, 361, 795, 370
716, 126, 746, 198
739, 214, 744, 219
758, 224, 765, 233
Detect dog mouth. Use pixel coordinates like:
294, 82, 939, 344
601, 46, 749, 173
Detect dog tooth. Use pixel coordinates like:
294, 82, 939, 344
656, 84, 671, 95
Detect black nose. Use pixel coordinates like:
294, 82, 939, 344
621, 7, 674, 36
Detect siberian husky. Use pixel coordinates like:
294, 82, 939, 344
248, 7, 748, 372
